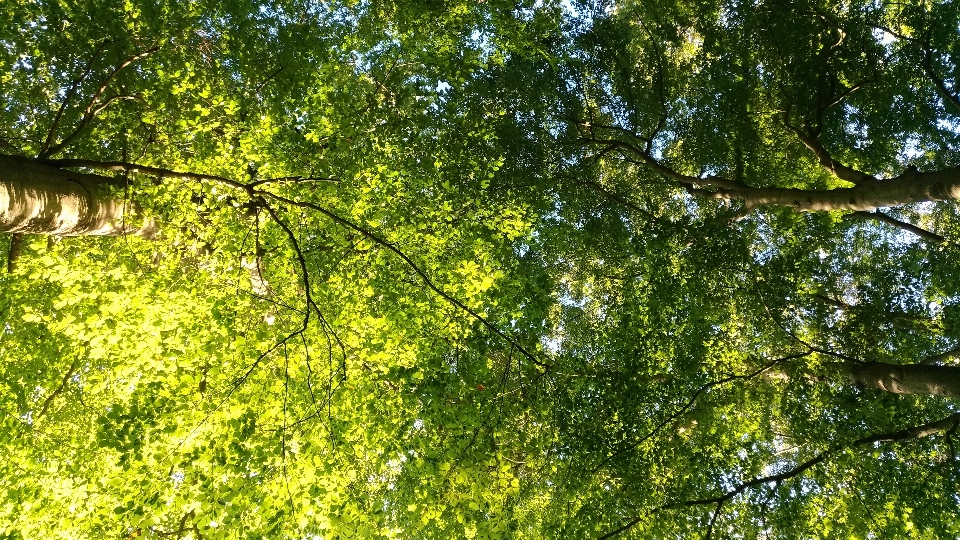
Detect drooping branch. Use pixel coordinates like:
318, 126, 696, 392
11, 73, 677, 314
259, 199, 346, 378
254, 190, 552, 372
600, 412, 960, 538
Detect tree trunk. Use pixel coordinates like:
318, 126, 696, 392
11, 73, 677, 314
841, 361, 960, 397
0, 154, 154, 236
701, 166, 960, 212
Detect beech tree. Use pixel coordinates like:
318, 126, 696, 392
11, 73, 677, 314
537, 0, 960, 537
1, 0, 959, 539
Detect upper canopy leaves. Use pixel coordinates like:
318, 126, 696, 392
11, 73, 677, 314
2, 0, 960, 538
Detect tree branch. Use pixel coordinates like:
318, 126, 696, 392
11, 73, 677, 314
567, 175, 656, 220
921, 344, 960, 365
922, 47, 960, 113
36, 157, 544, 373
872, 24, 960, 113
703, 500, 724, 540
41, 45, 160, 158
844, 210, 945, 243
590, 351, 811, 473
35, 358, 80, 420
810, 292, 940, 332
6, 233, 22, 273
39, 40, 112, 158
697, 165, 960, 211
37, 158, 250, 192
785, 123, 877, 185
254, 190, 551, 372
599, 412, 960, 538
260, 200, 347, 379
579, 136, 746, 190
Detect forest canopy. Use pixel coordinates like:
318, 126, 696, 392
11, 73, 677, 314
2, 0, 960, 538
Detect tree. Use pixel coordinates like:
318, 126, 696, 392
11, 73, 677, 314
2, 0, 960, 539
1, 1, 562, 538
530, 0, 960, 536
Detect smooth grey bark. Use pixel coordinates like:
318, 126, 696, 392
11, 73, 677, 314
698, 166, 960, 212
0, 154, 154, 236
773, 359, 960, 396
840, 361, 960, 397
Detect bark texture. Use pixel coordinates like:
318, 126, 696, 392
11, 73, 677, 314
845, 361, 960, 397
701, 166, 960, 211
0, 154, 154, 236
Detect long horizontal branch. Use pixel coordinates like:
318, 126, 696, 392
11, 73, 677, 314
37, 158, 250, 191
583, 124, 960, 213
599, 412, 960, 539
839, 360, 960, 397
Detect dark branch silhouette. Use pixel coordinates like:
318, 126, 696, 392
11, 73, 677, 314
844, 210, 945, 244
599, 412, 960, 539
